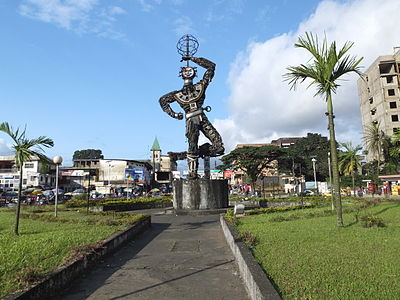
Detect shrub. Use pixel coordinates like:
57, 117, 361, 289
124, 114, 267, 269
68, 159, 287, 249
225, 209, 239, 226
71, 193, 88, 201
360, 215, 386, 228
270, 214, 301, 222
65, 196, 172, 208
246, 203, 315, 215
239, 231, 257, 248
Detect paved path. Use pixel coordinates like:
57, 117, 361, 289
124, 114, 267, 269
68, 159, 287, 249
57, 210, 249, 300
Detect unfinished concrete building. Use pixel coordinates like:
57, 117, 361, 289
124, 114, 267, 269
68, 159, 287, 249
358, 48, 400, 162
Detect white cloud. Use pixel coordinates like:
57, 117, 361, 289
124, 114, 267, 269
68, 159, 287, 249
18, 0, 126, 40
0, 138, 13, 155
216, 0, 400, 152
137, 0, 176, 12
174, 16, 194, 36
137, 0, 153, 12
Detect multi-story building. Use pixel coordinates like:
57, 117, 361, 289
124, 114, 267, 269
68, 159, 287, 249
358, 48, 400, 162
60, 158, 152, 193
0, 155, 56, 190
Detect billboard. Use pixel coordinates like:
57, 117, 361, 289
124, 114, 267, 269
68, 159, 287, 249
305, 181, 317, 189
223, 170, 233, 179
125, 168, 145, 183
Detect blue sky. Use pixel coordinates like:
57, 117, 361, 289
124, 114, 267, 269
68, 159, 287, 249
0, 0, 399, 166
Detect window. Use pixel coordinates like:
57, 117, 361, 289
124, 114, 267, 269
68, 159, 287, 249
392, 115, 399, 122
30, 176, 35, 181
379, 63, 393, 74
390, 101, 397, 109
373, 120, 378, 124
369, 97, 373, 104
393, 128, 400, 134
388, 89, 395, 96
23, 179, 27, 185
370, 108, 376, 115
387, 76, 394, 83
24, 163, 34, 168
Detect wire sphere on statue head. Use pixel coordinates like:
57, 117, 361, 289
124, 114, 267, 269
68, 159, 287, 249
176, 34, 199, 57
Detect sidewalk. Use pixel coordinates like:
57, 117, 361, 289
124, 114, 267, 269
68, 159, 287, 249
57, 210, 249, 300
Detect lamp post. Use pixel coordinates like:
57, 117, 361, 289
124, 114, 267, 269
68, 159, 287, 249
311, 158, 317, 194
105, 160, 113, 192
53, 156, 63, 217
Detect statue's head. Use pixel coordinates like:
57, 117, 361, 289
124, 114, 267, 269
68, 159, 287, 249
180, 66, 196, 86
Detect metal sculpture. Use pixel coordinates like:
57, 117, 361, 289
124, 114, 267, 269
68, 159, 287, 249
159, 34, 224, 179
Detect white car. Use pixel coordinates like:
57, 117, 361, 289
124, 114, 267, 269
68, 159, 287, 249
71, 189, 86, 195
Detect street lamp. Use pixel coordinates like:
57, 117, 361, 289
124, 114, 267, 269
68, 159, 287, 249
311, 158, 317, 194
53, 156, 63, 217
105, 160, 113, 188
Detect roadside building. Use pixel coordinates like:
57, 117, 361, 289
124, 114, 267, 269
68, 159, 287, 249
0, 155, 55, 190
358, 48, 400, 162
61, 158, 152, 194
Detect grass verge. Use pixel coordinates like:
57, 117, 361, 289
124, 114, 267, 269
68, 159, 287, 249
235, 201, 400, 299
0, 205, 146, 298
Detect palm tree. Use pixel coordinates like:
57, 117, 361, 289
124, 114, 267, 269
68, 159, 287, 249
389, 129, 400, 161
284, 32, 363, 227
338, 142, 362, 196
363, 122, 388, 174
0, 122, 54, 235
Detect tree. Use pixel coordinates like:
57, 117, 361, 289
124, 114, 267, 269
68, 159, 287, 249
0, 122, 54, 235
280, 133, 330, 181
221, 145, 285, 192
338, 142, 362, 196
73, 149, 104, 160
389, 129, 400, 160
363, 122, 389, 175
284, 32, 363, 227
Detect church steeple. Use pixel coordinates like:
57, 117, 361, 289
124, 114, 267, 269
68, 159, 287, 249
151, 137, 162, 168
151, 137, 161, 151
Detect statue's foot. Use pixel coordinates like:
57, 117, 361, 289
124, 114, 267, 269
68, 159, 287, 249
199, 143, 225, 157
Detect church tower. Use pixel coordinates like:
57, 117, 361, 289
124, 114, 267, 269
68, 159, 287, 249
151, 137, 161, 171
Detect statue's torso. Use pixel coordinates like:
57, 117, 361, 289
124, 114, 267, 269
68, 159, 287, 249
173, 82, 205, 113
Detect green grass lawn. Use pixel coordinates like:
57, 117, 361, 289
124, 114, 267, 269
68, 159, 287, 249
236, 201, 400, 299
0, 206, 146, 298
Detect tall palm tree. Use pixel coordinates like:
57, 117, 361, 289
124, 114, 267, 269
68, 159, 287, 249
284, 32, 363, 227
338, 142, 362, 196
363, 122, 388, 174
0, 122, 54, 235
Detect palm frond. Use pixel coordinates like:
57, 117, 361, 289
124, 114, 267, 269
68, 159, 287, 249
0, 122, 24, 144
284, 32, 363, 100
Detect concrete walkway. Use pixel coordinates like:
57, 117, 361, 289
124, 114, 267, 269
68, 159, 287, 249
57, 210, 249, 300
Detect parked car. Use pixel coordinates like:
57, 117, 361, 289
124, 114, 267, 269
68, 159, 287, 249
72, 189, 86, 196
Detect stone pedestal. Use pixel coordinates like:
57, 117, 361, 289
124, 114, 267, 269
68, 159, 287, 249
173, 179, 228, 210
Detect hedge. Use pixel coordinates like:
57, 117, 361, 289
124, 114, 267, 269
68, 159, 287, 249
65, 196, 172, 208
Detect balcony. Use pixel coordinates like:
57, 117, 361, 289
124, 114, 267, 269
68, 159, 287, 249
0, 168, 18, 174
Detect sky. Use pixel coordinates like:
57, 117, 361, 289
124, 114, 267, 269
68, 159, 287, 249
0, 0, 400, 167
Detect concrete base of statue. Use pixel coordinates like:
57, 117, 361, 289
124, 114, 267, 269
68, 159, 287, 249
172, 179, 229, 210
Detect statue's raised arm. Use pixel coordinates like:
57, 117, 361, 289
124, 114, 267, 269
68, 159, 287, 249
189, 57, 215, 87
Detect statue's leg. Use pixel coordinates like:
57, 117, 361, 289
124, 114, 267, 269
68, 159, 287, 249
186, 117, 200, 179
199, 115, 224, 157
